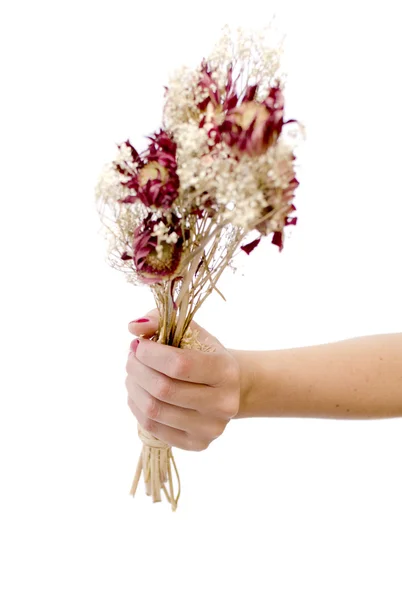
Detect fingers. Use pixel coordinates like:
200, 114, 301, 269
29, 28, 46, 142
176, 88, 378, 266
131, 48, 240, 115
132, 337, 230, 386
126, 378, 225, 440
128, 309, 222, 349
126, 379, 196, 430
126, 353, 220, 413
125, 309, 238, 452
127, 396, 210, 452
128, 308, 159, 338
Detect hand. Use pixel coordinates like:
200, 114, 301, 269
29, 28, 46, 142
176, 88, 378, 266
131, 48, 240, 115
125, 310, 240, 451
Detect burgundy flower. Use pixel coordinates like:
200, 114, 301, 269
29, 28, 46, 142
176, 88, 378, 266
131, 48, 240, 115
197, 60, 238, 112
121, 130, 180, 209
196, 61, 294, 159
197, 62, 239, 145
130, 215, 184, 284
245, 160, 299, 253
147, 130, 177, 155
221, 85, 285, 157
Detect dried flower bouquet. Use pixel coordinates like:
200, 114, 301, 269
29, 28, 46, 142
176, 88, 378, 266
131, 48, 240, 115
96, 25, 302, 510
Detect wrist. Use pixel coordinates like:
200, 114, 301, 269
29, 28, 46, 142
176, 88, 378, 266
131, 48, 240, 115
229, 350, 255, 418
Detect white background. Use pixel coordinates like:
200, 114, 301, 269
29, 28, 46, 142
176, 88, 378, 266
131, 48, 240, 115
1, 0, 402, 598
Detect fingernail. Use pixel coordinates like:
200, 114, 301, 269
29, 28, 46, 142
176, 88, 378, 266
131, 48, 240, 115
130, 339, 140, 354
129, 318, 149, 324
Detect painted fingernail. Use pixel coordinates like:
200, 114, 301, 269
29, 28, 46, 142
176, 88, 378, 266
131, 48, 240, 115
130, 318, 149, 324
130, 339, 140, 354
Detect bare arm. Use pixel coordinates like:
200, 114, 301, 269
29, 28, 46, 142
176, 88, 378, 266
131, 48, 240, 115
127, 313, 402, 452
233, 333, 402, 419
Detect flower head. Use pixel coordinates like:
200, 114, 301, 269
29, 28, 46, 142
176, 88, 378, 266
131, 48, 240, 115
197, 61, 238, 112
122, 130, 180, 209
220, 85, 285, 157
257, 167, 299, 251
128, 214, 184, 284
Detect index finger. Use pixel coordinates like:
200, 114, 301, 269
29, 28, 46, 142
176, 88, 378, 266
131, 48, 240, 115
133, 337, 227, 386
128, 309, 159, 338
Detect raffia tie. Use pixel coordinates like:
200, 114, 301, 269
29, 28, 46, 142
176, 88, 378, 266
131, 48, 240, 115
129, 327, 212, 511
129, 424, 181, 510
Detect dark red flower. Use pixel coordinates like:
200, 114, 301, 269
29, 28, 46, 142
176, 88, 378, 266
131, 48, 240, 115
147, 130, 177, 156
197, 61, 239, 110
253, 156, 299, 252
197, 60, 220, 110
220, 85, 285, 157
196, 61, 295, 159
121, 130, 180, 209
197, 62, 239, 145
131, 215, 184, 284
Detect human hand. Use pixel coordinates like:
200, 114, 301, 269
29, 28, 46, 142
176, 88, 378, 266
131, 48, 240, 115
125, 310, 240, 451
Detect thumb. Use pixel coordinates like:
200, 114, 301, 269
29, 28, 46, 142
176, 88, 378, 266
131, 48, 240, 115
128, 310, 223, 351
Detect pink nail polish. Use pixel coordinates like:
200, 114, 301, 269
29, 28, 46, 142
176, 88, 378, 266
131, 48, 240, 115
130, 339, 140, 354
130, 318, 149, 324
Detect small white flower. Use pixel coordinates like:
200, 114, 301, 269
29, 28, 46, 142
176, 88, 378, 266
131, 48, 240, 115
167, 232, 179, 244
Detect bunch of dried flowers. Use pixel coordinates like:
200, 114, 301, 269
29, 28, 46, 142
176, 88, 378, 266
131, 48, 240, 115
96, 25, 302, 510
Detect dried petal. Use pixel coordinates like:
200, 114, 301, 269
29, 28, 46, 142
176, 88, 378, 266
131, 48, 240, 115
271, 230, 284, 251
241, 237, 261, 255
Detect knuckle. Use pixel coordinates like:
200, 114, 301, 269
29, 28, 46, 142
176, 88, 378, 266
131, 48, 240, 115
143, 418, 156, 434
144, 396, 160, 420
170, 353, 190, 380
153, 376, 172, 402
222, 359, 240, 385
217, 394, 239, 420
210, 420, 226, 439
186, 437, 209, 452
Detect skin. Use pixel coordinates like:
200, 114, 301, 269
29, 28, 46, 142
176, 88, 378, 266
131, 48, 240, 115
126, 309, 402, 451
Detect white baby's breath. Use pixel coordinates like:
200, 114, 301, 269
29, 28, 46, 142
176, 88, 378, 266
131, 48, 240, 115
115, 141, 137, 171
95, 141, 139, 206
96, 24, 301, 293
159, 24, 296, 232
95, 162, 131, 205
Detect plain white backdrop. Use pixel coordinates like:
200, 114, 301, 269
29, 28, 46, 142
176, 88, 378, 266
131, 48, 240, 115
1, 0, 401, 598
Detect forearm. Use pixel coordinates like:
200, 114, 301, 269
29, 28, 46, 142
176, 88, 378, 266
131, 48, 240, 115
232, 333, 402, 419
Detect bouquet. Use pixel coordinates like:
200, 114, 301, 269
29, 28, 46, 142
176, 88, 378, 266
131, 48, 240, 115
95, 25, 302, 510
